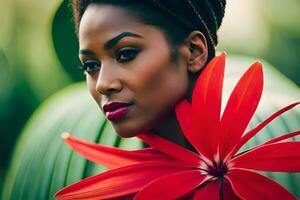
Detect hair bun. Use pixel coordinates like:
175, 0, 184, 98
206, 0, 226, 28
147, 0, 226, 48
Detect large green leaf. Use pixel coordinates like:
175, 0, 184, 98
52, 0, 83, 82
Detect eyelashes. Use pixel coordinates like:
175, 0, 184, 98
79, 47, 140, 75
78, 60, 101, 75
115, 47, 140, 63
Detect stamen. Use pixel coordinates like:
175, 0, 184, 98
207, 160, 228, 177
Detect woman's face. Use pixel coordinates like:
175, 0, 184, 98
79, 4, 189, 137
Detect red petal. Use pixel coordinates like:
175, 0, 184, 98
231, 102, 300, 156
193, 181, 219, 200
220, 62, 263, 159
175, 99, 193, 140
191, 53, 225, 159
193, 179, 239, 200
55, 161, 188, 200
232, 142, 300, 172
227, 168, 296, 200
134, 170, 208, 200
63, 133, 174, 169
111, 194, 136, 200
263, 130, 300, 145
137, 132, 201, 166
131, 147, 163, 155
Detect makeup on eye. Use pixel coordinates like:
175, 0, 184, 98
115, 47, 140, 63
78, 46, 141, 74
79, 60, 101, 75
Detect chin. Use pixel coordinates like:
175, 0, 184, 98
111, 120, 152, 138
112, 124, 142, 138
114, 128, 140, 138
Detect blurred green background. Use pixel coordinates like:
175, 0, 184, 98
0, 0, 299, 194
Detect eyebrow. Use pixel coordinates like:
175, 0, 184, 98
104, 32, 143, 49
79, 32, 143, 56
78, 49, 95, 56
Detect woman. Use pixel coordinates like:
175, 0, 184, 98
55, 1, 300, 199
72, 0, 226, 149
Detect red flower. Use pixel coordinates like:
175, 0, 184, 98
55, 53, 300, 200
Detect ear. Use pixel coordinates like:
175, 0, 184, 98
183, 31, 208, 73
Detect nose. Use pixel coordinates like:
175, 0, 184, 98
96, 65, 122, 95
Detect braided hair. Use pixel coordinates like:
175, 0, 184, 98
71, 0, 226, 60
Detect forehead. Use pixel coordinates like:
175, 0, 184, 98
79, 4, 142, 41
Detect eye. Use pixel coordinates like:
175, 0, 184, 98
115, 47, 140, 63
78, 60, 101, 75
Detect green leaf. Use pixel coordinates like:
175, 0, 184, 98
52, 0, 83, 81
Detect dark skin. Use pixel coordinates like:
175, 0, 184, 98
78, 4, 208, 148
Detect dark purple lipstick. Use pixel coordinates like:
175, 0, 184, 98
103, 102, 133, 121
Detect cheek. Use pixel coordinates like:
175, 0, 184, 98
86, 76, 101, 105
133, 51, 184, 95
151, 72, 188, 108
133, 61, 189, 114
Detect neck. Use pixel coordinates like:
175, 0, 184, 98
151, 111, 192, 150
149, 75, 197, 151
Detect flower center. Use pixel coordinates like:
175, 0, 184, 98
207, 161, 228, 178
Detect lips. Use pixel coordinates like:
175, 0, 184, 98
103, 102, 133, 121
